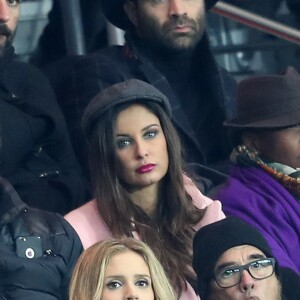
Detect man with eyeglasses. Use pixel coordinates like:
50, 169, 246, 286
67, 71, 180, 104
193, 217, 300, 300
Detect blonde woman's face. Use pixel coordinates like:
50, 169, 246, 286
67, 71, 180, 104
102, 250, 155, 300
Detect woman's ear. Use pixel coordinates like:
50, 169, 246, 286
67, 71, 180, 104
124, 0, 139, 27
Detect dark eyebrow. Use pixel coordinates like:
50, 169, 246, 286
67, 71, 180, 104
215, 253, 266, 271
215, 261, 238, 272
116, 134, 130, 138
117, 124, 160, 137
141, 124, 160, 132
248, 253, 266, 260
105, 274, 151, 280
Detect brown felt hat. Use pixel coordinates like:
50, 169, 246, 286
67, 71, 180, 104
224, 66, 300, 129
82, 79, 171, 139
100, 0, 219, 30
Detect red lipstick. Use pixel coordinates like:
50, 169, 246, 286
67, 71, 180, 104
136, 164, 156, 174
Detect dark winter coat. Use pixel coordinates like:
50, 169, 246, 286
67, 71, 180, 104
0, 46, 90, 214
0, 177, 82, 299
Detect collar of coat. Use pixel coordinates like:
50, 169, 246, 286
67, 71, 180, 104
0, 177, 28, 226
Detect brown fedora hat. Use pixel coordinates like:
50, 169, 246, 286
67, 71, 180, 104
101, 0, 219, 30
224, 66, 300, 129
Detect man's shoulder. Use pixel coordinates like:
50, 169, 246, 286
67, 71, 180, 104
93, 45, 126, 59
77, 45, 140, 73
13, 208, 82, 263
11, 207, 79, 244
45, 45, 127, 70
0, 206, 82, 299
3, 59, 56, 98
0, 60, 40, 85
10, 58, 49, 79
44, 45, 139, 88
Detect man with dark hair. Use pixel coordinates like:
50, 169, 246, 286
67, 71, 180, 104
193, 217, 300, 300
45, 0, 236, 183
0, 0, 89, 214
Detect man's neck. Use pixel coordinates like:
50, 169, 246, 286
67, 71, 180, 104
0, 45, 15, 67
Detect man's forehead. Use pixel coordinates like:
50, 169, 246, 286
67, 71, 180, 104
216, 245, 266, 267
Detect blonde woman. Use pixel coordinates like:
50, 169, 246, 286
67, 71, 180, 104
69, 238, 177, 300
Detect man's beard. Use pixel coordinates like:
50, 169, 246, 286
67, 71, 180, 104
137, 12, 205, 53
0, 24, 14, 56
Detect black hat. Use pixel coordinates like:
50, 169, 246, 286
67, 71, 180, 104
82, 79, 171, 139
193, 217, 277, 299
224, 66, 300, 129
100, 0, 219, 30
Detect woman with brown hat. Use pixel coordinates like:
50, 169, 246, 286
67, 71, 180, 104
65, 79, 225, 300
215, 66, 300, 277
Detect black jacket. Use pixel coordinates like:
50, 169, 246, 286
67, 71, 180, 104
0, 177, 82, 300
280, 267, 300, 300
45, 32, 237, 179
0, 46, 90, 214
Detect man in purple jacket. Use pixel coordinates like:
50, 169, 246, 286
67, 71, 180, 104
215, 66, 300, 276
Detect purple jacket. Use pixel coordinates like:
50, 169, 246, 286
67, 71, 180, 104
217, 165, 300, 275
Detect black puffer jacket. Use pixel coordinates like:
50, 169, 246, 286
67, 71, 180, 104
0, 46, 90, 214
0, 177, 82, 299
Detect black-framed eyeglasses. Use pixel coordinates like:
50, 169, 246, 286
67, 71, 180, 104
214, 257, 276, 288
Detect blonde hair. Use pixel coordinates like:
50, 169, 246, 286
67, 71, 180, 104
69, 238, 177, 300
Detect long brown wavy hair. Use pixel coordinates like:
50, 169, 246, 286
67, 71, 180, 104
88, 101, 206, 295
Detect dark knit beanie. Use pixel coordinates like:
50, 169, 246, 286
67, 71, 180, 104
193, 217, 277, 299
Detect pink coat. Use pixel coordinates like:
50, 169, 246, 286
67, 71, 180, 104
65, 176, 225, 300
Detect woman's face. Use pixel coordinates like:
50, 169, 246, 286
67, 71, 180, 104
115, 104, 169, 191
249, 125, 300, 168
102, 250, 155, 300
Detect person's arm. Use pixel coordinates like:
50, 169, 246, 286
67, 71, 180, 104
0, 98, 45, 174
56, 215, 83, 300
10, 61, 90, 209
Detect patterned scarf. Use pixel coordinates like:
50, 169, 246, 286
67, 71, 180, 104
232, 145, 300, 200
